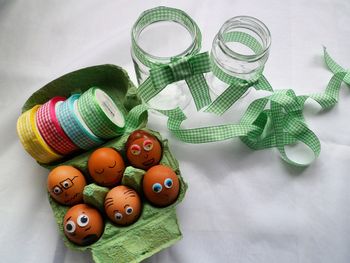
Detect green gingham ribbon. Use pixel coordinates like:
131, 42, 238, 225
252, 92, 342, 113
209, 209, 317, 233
138, 52, 212, 110
159, 89, 321, 167
129, 48, 348, 166
205, 31, 273, 115
124, 102, 149, 133
323, 47, 350, 85
132, 6, 212, 110
131, 6, 202, 68
77, 87, 125, 139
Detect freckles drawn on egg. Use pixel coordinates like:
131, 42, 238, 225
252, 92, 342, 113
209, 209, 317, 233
51, 176, 79, 203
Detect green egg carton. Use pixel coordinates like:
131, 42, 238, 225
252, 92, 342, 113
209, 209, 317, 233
22, 65, 188, 263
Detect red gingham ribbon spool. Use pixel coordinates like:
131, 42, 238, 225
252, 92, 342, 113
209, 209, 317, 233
36, 97, 79, 155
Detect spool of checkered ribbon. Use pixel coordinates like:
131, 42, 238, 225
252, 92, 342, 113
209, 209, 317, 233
56, 94, 104, 150
77, 87, 126, 139
17, 88, 148, 164
16, 105, 62, 164
36, 97, 79, 155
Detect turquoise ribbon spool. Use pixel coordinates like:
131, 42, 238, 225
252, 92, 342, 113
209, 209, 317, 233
56, 94, 104, 150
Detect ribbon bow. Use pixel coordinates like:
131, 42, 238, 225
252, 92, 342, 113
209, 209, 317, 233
204, 31, 274, 115
138, 52, 212, 110
130, 47, 349, 167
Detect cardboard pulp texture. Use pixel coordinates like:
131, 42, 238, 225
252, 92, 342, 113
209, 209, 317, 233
22, 65, 188, 263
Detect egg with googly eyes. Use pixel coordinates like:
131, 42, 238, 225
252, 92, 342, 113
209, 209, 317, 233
63, 204, 104, 246
47, 165, 86, 206
142, 165, 180, 207
88, 147, 125, 187
126, 130, 162, 170
104, 185, 142, 226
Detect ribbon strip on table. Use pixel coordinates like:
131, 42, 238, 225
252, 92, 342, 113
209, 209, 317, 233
132, 6, 212, 110
129, 48, 349, 166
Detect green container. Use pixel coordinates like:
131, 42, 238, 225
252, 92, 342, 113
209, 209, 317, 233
22, 65, 188, 263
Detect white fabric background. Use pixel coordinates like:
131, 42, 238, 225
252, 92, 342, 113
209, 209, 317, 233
1, 0, 350, 262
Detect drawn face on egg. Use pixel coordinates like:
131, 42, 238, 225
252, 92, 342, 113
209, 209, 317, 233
63, 204, 104, 246
104, 185, 141, 226
126, 130, 162, 170
47, 165, 86, 206
142, 165, 180, 207
88, 148, 125, 187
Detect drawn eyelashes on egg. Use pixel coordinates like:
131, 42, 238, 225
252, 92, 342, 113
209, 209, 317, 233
95, 161, 117, 174
95, 168, 104, 174
109, 161, 116, 168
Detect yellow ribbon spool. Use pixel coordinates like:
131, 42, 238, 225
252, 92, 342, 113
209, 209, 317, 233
17, 105, 62, 164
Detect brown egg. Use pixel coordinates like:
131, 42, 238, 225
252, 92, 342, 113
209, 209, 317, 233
142, 165, 180, 207
88, 147, 125, 187
126, 130, 162, 170
104, 185, 141, 226
63, 204, 104, 246
47, 165, 86, 206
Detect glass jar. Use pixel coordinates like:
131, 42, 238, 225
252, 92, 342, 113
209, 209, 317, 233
131, 6, 202, 111
209, 16, 271, 97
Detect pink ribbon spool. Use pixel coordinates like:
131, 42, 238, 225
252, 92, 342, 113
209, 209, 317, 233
36, 97, 79, 155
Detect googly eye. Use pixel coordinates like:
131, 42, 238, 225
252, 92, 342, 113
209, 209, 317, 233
143, 139, 153, 151
164, 178, 173, 189
152, 183, 162, 193
53, 186, 62, 195
114, 212, 123, 221
125, 206, 133, 215
77, 214, 89, 227
65, 220, 76, 233
130, 144, 141, 155
62, 180, 70, 189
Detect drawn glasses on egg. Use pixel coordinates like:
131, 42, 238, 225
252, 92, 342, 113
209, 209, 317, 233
52, 176, 78, 195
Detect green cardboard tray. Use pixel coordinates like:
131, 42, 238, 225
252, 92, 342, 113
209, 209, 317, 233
22, 65, 188, 263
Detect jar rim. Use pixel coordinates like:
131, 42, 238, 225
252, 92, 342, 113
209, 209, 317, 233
131, 6, 201, 66
217, 16, 271, 62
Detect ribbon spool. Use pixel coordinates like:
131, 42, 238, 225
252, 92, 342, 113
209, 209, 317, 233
36, 97, 79, 155
56, 94, 104, 150
77, 87, 125, 139
16, 105, 62, 164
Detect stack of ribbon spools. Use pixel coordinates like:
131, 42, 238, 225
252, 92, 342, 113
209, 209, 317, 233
17, 87, 126, 164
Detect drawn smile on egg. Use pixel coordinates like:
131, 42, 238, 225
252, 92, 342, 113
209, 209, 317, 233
64, 192, 80, 203
142, 158, 155, 166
